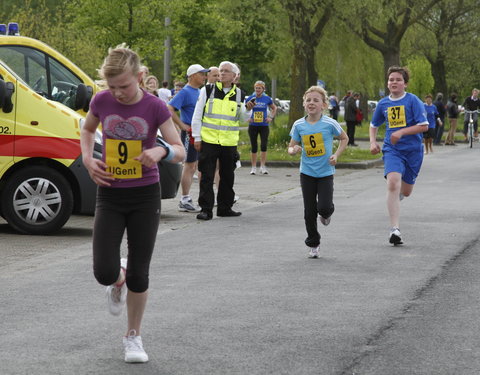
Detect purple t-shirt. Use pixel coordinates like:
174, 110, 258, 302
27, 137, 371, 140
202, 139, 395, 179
90, 89, 171, 188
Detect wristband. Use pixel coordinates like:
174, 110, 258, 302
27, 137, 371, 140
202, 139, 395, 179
157, 138, 175, 161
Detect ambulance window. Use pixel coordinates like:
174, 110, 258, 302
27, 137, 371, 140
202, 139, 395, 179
0, 46, 48, 94
0, 45, 83, 110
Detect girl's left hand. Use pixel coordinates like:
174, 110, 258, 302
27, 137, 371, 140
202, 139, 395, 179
134, 147, 164, 168
329, 154, 338, 166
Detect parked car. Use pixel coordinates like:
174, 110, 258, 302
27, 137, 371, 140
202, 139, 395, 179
275, 99, 290, 114
0, 23, 181, 234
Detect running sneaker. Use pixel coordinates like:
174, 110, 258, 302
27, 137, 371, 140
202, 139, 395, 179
250, 167, 257, 175
178, 199, 201, 213
308, 245, 320, 258
260, 166, 269, 175
320, 216, 331, 226
233, 195, 239, 204
389, 227, 403, 245
399, 193, 405, 201
106, 258, 127, 316
123, 329, 149, 363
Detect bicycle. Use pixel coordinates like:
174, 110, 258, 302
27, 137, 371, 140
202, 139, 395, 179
464, 109, 479, 148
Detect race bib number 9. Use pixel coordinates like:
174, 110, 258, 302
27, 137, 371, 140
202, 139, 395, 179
388, 105, 407, 128
253, 111, 264, 123
302, 133, 325, 157
105, 139, 142, 179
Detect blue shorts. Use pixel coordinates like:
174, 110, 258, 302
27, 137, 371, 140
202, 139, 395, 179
181, 130, 199, 163
383, 147, 423, 185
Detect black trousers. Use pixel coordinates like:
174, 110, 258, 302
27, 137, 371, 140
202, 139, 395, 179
300, 173, 334, 247
93, 183, 161, 293
346, 120, 356, 145
198, 141, 237, 214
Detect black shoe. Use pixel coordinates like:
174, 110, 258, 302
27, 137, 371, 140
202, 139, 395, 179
196, 211, 212, 220
217, 209, 242, 217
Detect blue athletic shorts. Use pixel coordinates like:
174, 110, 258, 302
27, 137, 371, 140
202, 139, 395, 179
383, 147, 424, 185
181, 129, 199, 163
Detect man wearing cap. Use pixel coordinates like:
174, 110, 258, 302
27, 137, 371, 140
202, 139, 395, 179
191, 61, 254, 220
168, 64, 209, 213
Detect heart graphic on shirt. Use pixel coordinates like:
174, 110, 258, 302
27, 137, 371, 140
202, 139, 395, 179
103, 115, 149, 140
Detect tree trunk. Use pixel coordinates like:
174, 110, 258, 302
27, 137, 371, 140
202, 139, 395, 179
306, 44, 318, 87
431, 57, 448, 100
288, 43, 307, 127
381, 47, 401, 94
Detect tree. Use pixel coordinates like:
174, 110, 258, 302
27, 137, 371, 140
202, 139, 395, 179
339, 0, 441, 92
409, 0, 480, 98
279, 0, 333, 126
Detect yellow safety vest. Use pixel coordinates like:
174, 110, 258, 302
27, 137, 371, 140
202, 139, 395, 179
201, 82, 242, 146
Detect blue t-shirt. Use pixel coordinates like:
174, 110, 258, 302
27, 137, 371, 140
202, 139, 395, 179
245, 93, 273, 126
370, 92, 428, 152
290, 115, 342, 178
168, 84, 200, 125
424, 103, 439, 129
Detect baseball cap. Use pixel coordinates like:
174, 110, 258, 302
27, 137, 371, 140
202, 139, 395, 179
187, 64, 210, 77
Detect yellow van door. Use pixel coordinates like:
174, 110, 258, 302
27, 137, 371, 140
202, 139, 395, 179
0, 74, 15, 176
13, 80, 81, 166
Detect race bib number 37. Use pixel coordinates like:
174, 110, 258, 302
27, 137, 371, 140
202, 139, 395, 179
105, 139, 142, 179
302, 133, 325, 157
388, 105, 407, 128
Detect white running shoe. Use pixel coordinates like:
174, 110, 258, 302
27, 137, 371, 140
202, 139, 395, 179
106, 258, 127, 316
178, 199, 201, 213
260, 166, 268, 175
389, 228, 403, 245
123, 329, 149, 363
308, 246, 320, 258
250, 167, 256, 175
320, 216, 331, 226
233, 195, 239, 204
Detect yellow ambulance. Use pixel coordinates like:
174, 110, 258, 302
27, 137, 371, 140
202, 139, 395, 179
0, 23, 181, 234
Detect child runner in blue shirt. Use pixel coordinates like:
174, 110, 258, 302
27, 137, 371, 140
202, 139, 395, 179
288, 86, 348, 258
370, 66, 428, 246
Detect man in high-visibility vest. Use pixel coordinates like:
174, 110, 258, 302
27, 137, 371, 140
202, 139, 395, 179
191, 61, 254, 220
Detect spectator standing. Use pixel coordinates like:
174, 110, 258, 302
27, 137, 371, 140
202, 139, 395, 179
369, 66, 428, 246
191, 61, 253, 220
158, 80, 171, 103
423, 94, 441, 154
433, 93, 446, 144
80, 44, 184, 363
344, 92, 360, 146
144, 75, 159, 97
287, 86, 348, 258
207, 67, 220, 84
462, 88, 480, 141
329, 94, 340, 120
168, 64, 209, 213
245, 81, 277, 175
445, 93, 459, 145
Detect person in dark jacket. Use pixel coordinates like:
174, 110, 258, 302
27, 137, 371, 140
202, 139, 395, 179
344, 92, 360, 146
433, 93, 446, 144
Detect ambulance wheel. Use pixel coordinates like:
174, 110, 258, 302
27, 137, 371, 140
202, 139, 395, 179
2, 166, 73, 235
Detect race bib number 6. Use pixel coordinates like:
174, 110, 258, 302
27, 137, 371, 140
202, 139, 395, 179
105, 139, 142, 179
302, 133, 325, 157
388, 105, 407, 128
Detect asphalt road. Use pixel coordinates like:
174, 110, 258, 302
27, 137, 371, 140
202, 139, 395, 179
0, 143, 479, 375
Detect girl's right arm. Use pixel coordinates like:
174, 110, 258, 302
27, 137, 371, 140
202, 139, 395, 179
288, 139, 302, 155
80, 111, 114, 186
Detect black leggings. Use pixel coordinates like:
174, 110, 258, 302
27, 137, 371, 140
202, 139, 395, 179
300, 173, 334, 247
248, 125, 270, 153
93, 183, 161, 293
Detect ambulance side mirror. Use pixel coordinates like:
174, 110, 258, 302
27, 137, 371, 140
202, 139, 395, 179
0, 78, 14, 113
74, 83, 93, 112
